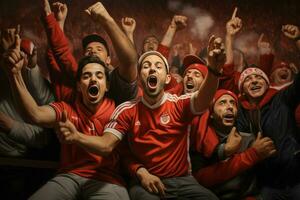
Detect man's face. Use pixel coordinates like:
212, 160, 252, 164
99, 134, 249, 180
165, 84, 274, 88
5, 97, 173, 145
77, 63, 108, 106
212, 94, 237, 127
271, 67, 293, 85
242, 74, 268, 100
140, 54, 170, 97
183, 68, 204, 94
143, 36, 159, 53
84, 42, 111, 65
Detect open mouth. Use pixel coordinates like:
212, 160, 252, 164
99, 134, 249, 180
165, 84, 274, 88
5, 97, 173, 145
279, 71, 289, 80
186, 82, 194, 90
147, 75, 158, 89
88, 85, 99, 97
223, 113, 235, 122
250, 85, 261, 92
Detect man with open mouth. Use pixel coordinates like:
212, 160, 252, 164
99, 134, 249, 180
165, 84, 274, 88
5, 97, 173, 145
237, 67, 300, 200
269, 61, 297, 91
42, 0, 138, 105
55, 35, 225, 200
7, 1, 140, 199
190, 89, 276, 200
8, 50, 132, 199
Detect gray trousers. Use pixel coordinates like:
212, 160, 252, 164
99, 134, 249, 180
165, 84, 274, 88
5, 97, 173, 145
130, 175, 218, 200
29, 173, 130, 200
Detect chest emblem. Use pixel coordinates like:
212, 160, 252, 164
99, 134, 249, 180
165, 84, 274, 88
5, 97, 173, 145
160, 113, 170, 125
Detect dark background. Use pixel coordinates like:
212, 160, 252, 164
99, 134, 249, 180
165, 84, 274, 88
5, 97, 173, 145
1, 0, 299, 74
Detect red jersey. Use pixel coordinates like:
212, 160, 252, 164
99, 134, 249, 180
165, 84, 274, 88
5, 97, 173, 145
104, 93, 202, 178
50, 97, 125, 186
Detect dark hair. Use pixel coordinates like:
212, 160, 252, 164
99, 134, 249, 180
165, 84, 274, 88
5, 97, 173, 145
76, 55, 110, 84
82, 34, 110, 56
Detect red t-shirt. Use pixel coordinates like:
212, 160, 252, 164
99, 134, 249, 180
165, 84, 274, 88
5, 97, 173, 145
104, 93, 201, 178
50, 97, 125, 186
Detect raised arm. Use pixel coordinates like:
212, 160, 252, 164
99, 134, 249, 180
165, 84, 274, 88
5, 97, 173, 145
257, 33, 274, 76
282, 24, 300, 50
193, 36, 225, 113
6, 35, 56, 127
160, 15, 187, 49
86, 2, 138, 82
121, 17, 136, 45
225, 7, 242, 65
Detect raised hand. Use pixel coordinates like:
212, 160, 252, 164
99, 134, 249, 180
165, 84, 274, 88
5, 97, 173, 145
42, 0, 52, 16
207, 35, 226, 73
282, 24, 299, 40
56, 110, 80, 144
5, 32, 27, 74
85, 2, 111, 23
52, 2, 68, 26
136, 167, 166, 197
121, 17, 136, 34
224, 127, 242, 157
252, 132, 276, 159
188, 42, 197, 55
257, 33, 272, 54
0, 25, 20, 51
226, 7, 242, 36
171, 15, 188, 31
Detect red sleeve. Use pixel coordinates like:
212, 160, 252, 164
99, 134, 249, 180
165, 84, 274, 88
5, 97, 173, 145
193, 147, 260, 187
43, 13, 78, 102
157, 44, 170, 59
190, 113, 220, 158
49, 101, 69, 121
104, 103, 133, 139
259, 53, 274, 77
219, 62, 240, 94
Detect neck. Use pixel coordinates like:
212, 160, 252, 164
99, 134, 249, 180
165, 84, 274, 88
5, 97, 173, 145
82, 97, 103, 114
143, 90, 165, 105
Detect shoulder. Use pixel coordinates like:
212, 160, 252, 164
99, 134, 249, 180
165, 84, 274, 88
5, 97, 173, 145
111, 98, 140, 118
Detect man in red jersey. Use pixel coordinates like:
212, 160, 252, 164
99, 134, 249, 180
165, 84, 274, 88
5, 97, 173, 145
6, 32, 131, 199
56, 35, 225, 200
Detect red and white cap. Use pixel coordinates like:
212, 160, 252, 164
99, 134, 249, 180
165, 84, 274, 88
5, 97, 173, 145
138, 51, 169, 73
182, 54, 207, 77
238, 67, 270, 92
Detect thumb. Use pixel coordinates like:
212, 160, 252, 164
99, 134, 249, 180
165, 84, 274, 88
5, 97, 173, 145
256, 132, 262, 140
229, 126, 237, 136
61, 110, 68, 122
85, 9, 91, 15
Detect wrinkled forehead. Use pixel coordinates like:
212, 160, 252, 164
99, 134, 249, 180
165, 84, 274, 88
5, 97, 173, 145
216, 94, 236, 103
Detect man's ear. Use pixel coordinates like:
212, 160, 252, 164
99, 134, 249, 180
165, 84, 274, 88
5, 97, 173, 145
165, 74, 172, 85
105, 56, 111, 65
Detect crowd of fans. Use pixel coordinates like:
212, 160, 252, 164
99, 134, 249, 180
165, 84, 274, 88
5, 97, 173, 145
0, 0, 299, 199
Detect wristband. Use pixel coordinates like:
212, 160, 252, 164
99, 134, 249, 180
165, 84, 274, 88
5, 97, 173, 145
207, 66, 222, 77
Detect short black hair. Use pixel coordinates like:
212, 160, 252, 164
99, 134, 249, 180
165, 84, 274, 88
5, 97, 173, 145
82, 34, 110, 56
76, 55, 110, 83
